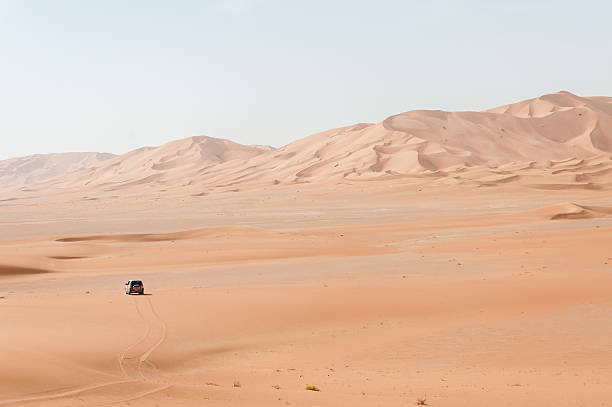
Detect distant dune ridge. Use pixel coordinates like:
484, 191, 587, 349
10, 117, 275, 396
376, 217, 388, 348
2, 91, 612, 192
47, 136, 271, 191
0, 152, 115, 190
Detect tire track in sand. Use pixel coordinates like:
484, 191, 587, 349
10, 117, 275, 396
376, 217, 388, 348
0, 296, 169, 406
0, 380, 136, 406
86, 384, 172, 407
135, 297, 167, 381
117, 297, 153, 378
117, 296, 168, 381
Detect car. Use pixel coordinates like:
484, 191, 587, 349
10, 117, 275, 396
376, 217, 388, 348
125, 280, 144, 295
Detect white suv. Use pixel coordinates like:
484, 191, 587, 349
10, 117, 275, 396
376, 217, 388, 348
125, 280, 144, 295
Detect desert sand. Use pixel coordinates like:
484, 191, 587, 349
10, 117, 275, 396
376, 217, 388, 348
3, 91, 612, 197
0, 152, 115, 191
1, 92, 612, 406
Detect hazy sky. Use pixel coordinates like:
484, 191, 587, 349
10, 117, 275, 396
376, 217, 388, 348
1, 0, 611, 159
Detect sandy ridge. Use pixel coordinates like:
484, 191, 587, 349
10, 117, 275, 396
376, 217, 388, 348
3, 91, 612, 197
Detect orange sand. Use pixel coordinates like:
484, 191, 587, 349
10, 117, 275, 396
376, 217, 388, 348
1, 91, 612, 406
1, 179, 612, 406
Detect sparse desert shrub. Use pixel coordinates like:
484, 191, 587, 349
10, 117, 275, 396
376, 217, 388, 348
305, 384, 320, 391
416, 396, 427, 405
233, 380, 241, 388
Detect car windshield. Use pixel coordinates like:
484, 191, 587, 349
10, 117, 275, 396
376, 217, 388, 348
131, 281, 142, 286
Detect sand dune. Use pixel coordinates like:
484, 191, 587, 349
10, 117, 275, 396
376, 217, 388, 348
39, 136, 271, 192
521, 202, 612, 220
0, 152, 114, 190
5, 91, 611, 197
425, 154, 612, 190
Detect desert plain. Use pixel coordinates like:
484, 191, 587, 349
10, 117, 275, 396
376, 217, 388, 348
1, 92, 612, 406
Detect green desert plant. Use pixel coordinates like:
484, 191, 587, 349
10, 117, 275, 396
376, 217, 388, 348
305, 384, 320, 392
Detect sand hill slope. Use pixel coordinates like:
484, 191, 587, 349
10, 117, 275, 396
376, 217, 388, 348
220, 90, 611, 183
160, 91, 612, 188
9, 91, 612, 194
0, 152, 115, 191
41, 136, 272, 192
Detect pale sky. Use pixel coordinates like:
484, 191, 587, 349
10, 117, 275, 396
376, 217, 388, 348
1, 0, 611, 159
